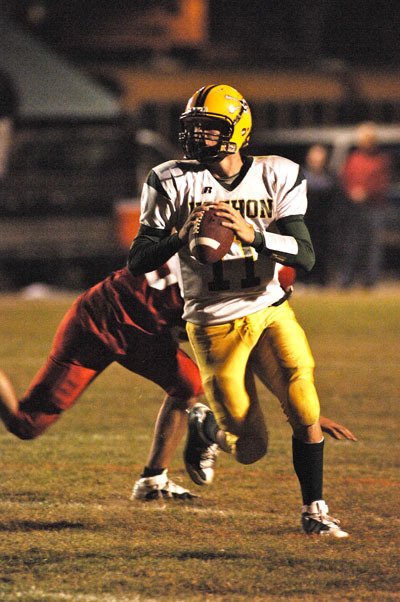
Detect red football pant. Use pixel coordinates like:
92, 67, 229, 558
7, 305, 202, 440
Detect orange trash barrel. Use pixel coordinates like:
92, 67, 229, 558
114, 199, 141, 251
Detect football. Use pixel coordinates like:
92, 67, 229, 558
188, 207, 234, 264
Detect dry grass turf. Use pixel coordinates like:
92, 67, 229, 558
0, 285, 399, 601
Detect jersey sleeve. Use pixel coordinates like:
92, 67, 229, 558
140, 163, 178, 231
269, 156, 308, 219
251, 157, 314, 271
128, 162, 185, 276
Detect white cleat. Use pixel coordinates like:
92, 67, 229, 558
131, 469, 198, 500
301, 500, 349, 538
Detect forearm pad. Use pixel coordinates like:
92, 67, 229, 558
251, 216, 315, 272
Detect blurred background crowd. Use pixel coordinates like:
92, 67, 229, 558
0, 0, 399, 291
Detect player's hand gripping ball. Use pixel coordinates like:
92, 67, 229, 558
189, 207, 234, 264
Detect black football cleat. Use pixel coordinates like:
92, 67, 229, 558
184, 403, 219, 486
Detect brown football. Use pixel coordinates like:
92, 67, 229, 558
188, 207, 234, 264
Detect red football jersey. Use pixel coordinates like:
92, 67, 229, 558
76, 262, 184, 348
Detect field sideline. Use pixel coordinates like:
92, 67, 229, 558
0, 286, 399, 601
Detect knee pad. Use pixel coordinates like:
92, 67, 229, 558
287, 371, 320, 427
7, 411, 61, 440
167, 378, 203, 400
8, 399, 63, 440
235, 433, 268, 465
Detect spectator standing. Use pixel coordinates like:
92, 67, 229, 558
338, 122, 391, 289
302, 144, 338, 286
0, 69, 19, 181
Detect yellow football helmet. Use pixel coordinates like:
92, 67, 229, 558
179, 84, 252, 162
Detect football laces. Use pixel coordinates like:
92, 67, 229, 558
192, 211, 205, 234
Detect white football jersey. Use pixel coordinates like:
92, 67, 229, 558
140, 155, 307, 325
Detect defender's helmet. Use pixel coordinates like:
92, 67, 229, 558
179, 84, 252, 162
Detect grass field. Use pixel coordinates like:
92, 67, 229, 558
0, 286, 399, 601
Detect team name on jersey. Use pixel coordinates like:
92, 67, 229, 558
188, 198, 273, 219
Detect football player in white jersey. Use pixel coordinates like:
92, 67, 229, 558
128, 84, 350, 537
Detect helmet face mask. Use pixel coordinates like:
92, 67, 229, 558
179, 85, 252, 162
179, 112, 233, 162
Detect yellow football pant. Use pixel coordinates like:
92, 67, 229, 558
186, 302, 320, 464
